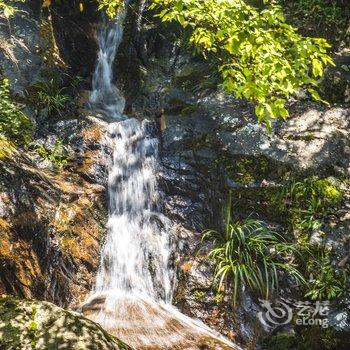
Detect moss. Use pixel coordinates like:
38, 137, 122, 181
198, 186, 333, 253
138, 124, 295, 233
231, 176, 343, 229
192, 290, 207, 300
165, 98, 197, 115
213, 292, 224, 304
181, 105, 199, 115
0, 296, 132, 349
173, 61, 220, 94
287, 133, 316, 142
215, 154, 278, 185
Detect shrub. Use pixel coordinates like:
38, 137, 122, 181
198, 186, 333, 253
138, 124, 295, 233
275, 177, 342, 234
0, 0, 23, 18
0, 79, 33, 146
305, 248, 348, 301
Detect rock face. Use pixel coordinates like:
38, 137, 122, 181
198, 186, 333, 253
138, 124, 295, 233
0, 116, 109, 307
0, 0, 98, 94
0, 295, 131, 350
124, 7, 350, 348
0, 0, 107, 308
0, 1, 349, 350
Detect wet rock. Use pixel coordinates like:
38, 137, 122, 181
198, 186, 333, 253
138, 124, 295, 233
82, 292, 239, 350
0, 118, 108, 307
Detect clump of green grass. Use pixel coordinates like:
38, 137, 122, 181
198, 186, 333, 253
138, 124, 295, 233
26, 80, 72, 117
203, 193, 305, 305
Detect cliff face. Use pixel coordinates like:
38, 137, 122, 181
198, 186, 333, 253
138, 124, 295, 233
0, 117, 109, 306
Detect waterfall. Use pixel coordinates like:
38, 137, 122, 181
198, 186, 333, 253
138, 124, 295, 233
89, 4, 127, 118
83, 2, 238, 348
89, 0, 173, 304
94, 118, 173, 303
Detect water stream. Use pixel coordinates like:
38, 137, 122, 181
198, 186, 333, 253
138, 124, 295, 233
83, 2, 239, 349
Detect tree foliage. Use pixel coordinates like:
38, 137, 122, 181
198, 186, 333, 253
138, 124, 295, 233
150, 0, 334, 128
0, 0, 24, 18
96, 0, 124, 18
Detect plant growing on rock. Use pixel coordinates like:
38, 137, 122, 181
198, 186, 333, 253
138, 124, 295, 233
203, 194, 305, 305
26, 80, 72, 117
150, 0, 334, 129
0, 0, 24, 18
275, 177, 342, 235
0, 78, 33, 146
305, 248, 348, 301
36, 139, 70, 169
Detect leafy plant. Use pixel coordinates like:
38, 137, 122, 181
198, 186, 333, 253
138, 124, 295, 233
36, 139, 69, 168
275, 177, 342, 234
26, 80, 71, 117
150, 0, 334, 129
192, 290, 207, 300
96, 0, 124, 18
0, 0, 24, 18
0, 78, 33, 146
28, 306, 38, 347
0, 135, 16, 159
305, 248, 348, 300
203, 193, 305, 305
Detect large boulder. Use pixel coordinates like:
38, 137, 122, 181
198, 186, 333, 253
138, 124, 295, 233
0, 295, 131, 349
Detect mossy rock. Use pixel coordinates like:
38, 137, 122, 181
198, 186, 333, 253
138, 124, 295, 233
261, 326, 350, 350
0, 296, 132, 350
165, 97, 197, 115
261, 332, 297, 350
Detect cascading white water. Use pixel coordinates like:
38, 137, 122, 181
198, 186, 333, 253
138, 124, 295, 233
89, 0, 173, 304
95, 118, 173, 303
84, 2, 238, 348
89, 5, 127, 118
